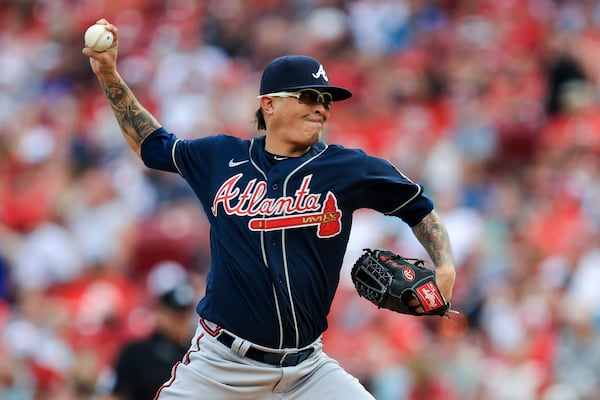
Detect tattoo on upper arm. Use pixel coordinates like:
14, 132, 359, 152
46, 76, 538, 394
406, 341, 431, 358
412, 211, 454, 267
101, 79, 160, 146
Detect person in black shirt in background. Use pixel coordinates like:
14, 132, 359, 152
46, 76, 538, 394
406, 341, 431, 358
103, 282, 196, 400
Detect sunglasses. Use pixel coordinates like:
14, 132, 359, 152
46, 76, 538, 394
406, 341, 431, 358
258, 89, 333, 109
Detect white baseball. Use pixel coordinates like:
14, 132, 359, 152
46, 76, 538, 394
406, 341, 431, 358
84, 24, 114, 52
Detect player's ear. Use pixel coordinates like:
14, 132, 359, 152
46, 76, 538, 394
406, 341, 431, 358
259, 96, 277, 115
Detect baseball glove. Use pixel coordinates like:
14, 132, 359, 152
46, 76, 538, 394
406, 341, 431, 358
351, 248, 451, 316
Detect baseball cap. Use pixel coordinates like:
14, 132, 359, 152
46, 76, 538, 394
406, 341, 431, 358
158, 283, 195, 312
259, 55, 352, 101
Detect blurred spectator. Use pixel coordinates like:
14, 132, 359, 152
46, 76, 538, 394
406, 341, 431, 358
63, 164, 138, 272
100, 281, 196, 400
11, 220, 83, 291
551, 306, 600, 400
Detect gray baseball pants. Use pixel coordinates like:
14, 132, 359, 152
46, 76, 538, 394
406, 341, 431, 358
154, 320, 375, 400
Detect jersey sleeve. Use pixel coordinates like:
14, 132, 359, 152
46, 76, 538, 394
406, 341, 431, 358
358, 153, 434, 227
140, 127, 217, 179
140, 127, 181, 172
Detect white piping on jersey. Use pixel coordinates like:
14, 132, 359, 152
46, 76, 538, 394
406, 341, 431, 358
250, 138, 286, 349
383, 164, 422, 215
384, 183, 422, 215
248, 138, 265, 179
172, 139, 184, 176
258, 212, 285, 348
272, 286, 285, 348
280, 144, 329, 348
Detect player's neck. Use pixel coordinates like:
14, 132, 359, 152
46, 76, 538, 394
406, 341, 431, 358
264, 136, 312, 158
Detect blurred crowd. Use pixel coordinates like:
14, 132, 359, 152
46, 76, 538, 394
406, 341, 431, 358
2, 0, 600, 399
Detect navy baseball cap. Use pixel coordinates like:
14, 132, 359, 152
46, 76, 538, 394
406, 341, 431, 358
259, 55, 352, 101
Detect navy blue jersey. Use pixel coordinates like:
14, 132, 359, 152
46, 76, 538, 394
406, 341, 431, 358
141, 128, 433, 348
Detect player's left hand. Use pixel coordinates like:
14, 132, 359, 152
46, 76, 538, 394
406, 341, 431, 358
351, 249, 453, 317
404, 265, 454, 313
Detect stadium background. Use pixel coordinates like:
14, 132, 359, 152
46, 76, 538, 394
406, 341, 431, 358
1, 0, 600, 399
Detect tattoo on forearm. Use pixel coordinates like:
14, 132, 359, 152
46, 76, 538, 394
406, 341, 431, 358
412, 211, 454, 267
101, 79, 160, 145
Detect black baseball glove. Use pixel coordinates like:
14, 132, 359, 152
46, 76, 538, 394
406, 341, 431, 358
351, 248, 451, 316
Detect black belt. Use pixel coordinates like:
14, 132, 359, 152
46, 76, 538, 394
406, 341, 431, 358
217, 331, 314, 367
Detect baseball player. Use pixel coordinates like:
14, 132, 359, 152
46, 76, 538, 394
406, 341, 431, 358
84, 19, 456, 400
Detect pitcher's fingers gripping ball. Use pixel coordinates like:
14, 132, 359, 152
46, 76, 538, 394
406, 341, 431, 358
351, 248, 452, 316
84, 23, 114, 52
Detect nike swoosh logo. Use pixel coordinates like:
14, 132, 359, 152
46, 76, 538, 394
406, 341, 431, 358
228, 158, 249, 168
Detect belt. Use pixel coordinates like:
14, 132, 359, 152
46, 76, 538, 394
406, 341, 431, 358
217, 331, 314, 367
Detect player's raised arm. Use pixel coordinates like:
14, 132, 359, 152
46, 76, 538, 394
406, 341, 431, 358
82, 19, 161, 157
410, 210, 456, 302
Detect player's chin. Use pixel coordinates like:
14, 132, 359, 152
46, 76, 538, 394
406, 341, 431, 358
306, 125, 324, 142
307, 131, 322, 145
297, 129, 320, 146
